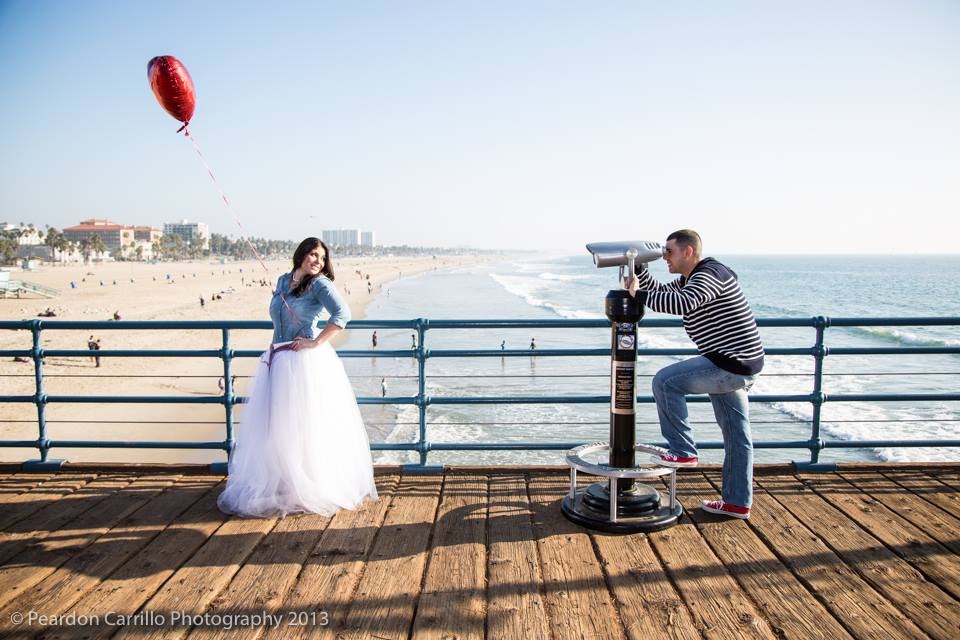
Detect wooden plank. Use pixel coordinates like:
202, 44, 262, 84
671, 472, 853, 640
926, 469, 960, 489
411, 474, 488, 640
527, 474, 626, 640
263, 474, 400, 640
703, 471, 925, 639
0, 474, 205, 635
111, 513, 280, 640
0, 474, 170, 609
0, 473, 51, 497
590, 505, 699, 639
0, 473, 98, 530
0, 473, 137, 566
882, 469, 960, 520
841, 471, 960, 555
40, 477, 225, 640
485, 474, 552, 640
337, 474, 443, 640
186, 511, 333, 640
801, 472, 960, 598
640, 482, 775, 640
757, 474, 960, 640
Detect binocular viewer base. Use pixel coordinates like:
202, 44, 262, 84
562, 442, 684, 533
562, 490, 683, 534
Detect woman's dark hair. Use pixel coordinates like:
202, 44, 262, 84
290, 237, 335, 297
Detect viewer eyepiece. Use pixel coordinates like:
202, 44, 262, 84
586, 241, 664, 281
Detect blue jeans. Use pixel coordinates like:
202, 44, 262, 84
652, 356, 757, 508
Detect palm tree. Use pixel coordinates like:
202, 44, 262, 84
89, 234, 106, 262
44, 227, 62, 263
0, 231, 18, 264
58, 237, 73, 264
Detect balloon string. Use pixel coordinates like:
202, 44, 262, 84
183, 130, 298, 324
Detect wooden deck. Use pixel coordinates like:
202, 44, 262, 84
0, 465, 958, 639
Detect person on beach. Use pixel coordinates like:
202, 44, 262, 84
218, 237, 377, 518
87, 336, 97, 364
87, 336, 101, 367
380, 377, 387, 397
372, 331, 378, 348
529, 337, 536, 350
625, 229, 764, 519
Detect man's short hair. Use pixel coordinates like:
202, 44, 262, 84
667, 229, 702, 256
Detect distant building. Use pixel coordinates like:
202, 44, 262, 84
322, 229, 376, 248
62, 218, 160, 260
133, 226, 162, 244
1, 222, 43, 246
322, 229, 361, 247
64, 218, 134, 256
163, 219, 209, 250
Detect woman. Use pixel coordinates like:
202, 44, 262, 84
218, 238, 377, 517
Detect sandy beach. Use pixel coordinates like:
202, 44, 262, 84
0, 254, 489, 464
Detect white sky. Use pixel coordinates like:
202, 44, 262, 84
1, 1, 958, 253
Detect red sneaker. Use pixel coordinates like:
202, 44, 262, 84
650, 452, 699, 468
701, 500, 750, 519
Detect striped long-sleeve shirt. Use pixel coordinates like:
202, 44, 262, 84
636, 257, 764, 375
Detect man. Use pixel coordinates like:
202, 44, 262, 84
626, 229, 763, 519
87, 336, 102, 368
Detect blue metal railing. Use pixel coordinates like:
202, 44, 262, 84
1, 317, 958, 471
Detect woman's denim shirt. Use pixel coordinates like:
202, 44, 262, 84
269, 273, 351, 343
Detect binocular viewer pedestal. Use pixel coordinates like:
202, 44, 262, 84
561, 443, 682, 533
562, 245, 683, 533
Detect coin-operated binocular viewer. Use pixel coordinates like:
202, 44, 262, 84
561, 241, 683, 533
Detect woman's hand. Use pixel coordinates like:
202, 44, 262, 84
291, 324, 342, 351
291, 336, 320, 351
623, 274, 640, 298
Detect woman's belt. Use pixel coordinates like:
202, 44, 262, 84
261, 341, 295, 368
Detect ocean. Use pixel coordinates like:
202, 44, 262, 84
340, 254, 960, 466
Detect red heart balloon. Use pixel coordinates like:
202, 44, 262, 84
147, 55, 196, 128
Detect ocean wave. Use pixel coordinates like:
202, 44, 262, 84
538, 272, 591, 282
489, 273, 603, 319
508, 261, 558, 273
847, 326, 960, 348
762, 399, 960, 462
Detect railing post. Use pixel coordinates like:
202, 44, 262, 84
416, 318, 429, 466
793, 316, 836, 472
810, 316, 829, 464
210, 327, 234, 474
24, 320, 63, 470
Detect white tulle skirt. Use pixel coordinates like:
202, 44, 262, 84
217, 341, 378, 518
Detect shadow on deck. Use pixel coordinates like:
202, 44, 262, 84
0, 464, 958, 639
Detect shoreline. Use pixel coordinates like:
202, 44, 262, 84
0, 254, 500, 464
